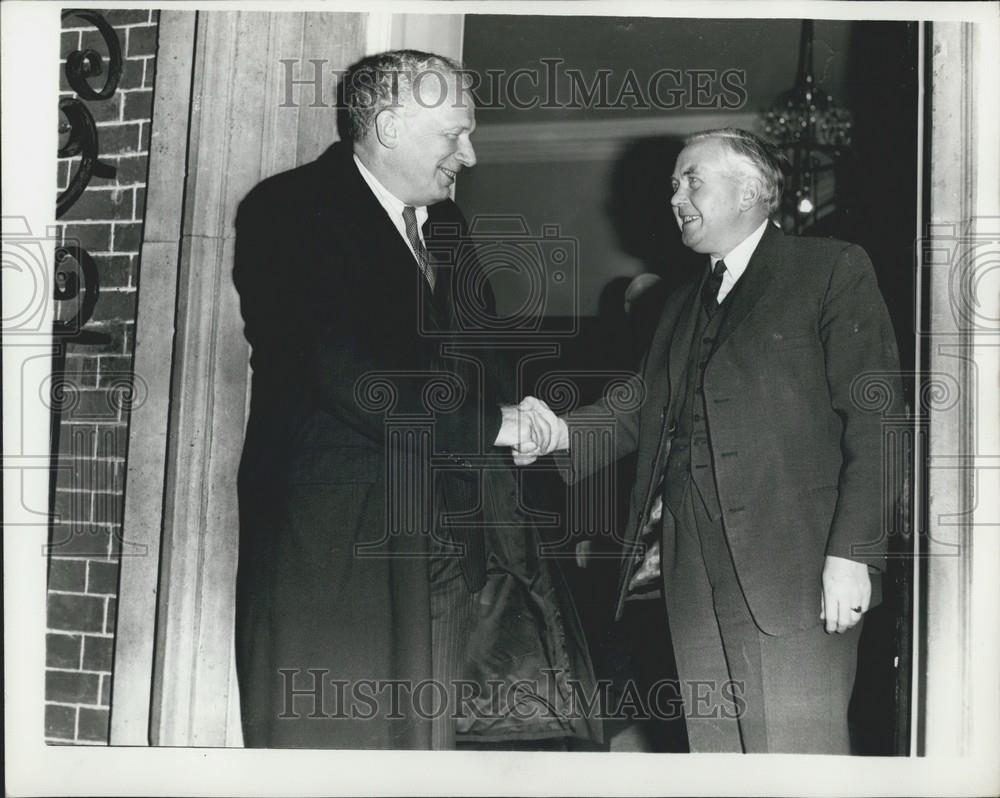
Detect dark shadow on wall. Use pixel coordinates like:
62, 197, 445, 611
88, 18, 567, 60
839, 20, 919, 758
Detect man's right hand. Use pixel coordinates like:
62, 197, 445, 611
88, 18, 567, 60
501, 396, 567, 465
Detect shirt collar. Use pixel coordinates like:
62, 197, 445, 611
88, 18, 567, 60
353, 153, 428, 230
711, 218, 770, 281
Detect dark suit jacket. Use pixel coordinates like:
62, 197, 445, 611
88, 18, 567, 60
566, 223, 904, 635
233, 142, 598, 749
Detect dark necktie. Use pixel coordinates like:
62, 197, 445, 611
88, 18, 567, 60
702, 259, 727, 316
402, 205, 434, 290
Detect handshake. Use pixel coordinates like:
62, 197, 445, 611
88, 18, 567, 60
494, 397, 569, 465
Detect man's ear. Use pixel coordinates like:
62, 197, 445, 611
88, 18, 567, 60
740, 176, 764, 212
374, 109, 400, 149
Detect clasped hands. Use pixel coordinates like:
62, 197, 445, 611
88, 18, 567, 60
494, 397, 568, 465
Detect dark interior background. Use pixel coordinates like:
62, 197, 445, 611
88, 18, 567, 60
457, 15, 919, 753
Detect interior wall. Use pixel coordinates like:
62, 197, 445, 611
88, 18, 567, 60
458, 16, 918, 380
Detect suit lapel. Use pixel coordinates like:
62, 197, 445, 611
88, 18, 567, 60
423, 211, 453, 331
711, 222, 783, 353
320, 144, 443, 330
665, 275, 704, 414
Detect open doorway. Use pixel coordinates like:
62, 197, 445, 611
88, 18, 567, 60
457, 14, 920, 754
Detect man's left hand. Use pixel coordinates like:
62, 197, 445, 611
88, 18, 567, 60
820, 555, 871, 634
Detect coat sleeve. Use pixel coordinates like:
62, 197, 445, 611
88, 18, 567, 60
820, 243, 905, 566
555, 371, 645, 485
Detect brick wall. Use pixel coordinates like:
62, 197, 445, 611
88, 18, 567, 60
46, 8, 159, 745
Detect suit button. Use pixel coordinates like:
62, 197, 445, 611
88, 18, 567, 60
693, 414, 702, 422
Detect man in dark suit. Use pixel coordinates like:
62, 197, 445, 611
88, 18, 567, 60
233, 50, 598, 750
518, 128, 903, 753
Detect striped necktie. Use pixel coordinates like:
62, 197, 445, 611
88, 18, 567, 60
402, 205, 434, 290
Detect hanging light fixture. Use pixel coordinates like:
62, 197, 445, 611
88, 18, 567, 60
761, 20, 853, 233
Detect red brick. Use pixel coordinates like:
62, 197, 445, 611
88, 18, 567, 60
98, 354, 133, 377
60, 223, 112, 253
120, 59, 146, 91
48, 558, 87, 592
97, 254, 134, 288
57, 424, 97, 457
84, 93, 122, 124
61, 30, 81, 57
48, 525, 112, 559
49, 382, 99, 423
67, 320, 127, 353
103, 9, 151, 27
80, 28, 124, 59
61, 11, 140, 29
122, 89, 152, 121
127, 26, 158, 58
46, 669, 100, 704
96, 424, 128, 458
68, 456, 123, 491
87, 560, 119, 595
92, 491, 124, 527
55, 355, 99, 388
61, 390, 119, 422
83, 635, 114, 671
90, 288, 137, 323
78, 707, 110, 742
112, 222, 142, 253
53, 488, 90, 526
113, 155, 149, 185
46, 633, 82, 669
45, 704, 77, 739
61, 186, 134, 222
54, 452, 116, 491
105, 597, 118, 634
47, 592, 106, 634
99, 123, 142, 156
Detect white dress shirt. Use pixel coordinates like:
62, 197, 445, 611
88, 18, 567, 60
711, 218, 770, 303
353, 154, 428, 262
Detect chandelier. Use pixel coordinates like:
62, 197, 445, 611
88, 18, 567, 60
761, 20, 853, 233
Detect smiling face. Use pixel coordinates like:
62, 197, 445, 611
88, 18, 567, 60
376, 75, 477, 207
670, 138, 765, 258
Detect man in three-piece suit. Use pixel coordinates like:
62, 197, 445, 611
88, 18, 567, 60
233, 50, 598, 750
521, 128, 903, 752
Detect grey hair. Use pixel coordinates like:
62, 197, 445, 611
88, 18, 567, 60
342, 50, 467, 142
684, 128, 789, 214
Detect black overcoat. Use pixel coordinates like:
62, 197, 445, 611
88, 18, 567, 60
233, 142, 599, 748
